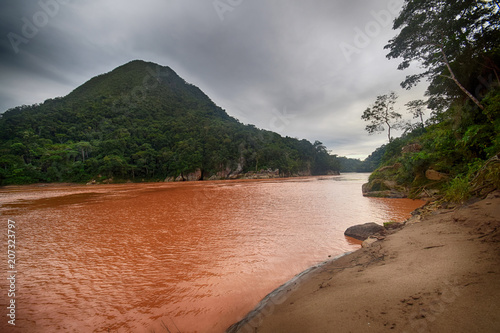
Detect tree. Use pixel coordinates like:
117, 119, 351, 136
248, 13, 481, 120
0, 60, 343, 184
74, 141, 92, 163
405, 99, 427, 128
99, 155, 128, 178
361, 92, 402, 142
385, 0, 500, 110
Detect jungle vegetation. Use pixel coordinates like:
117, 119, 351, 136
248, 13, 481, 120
0, 60, 341, 185
366, 0, 500, 200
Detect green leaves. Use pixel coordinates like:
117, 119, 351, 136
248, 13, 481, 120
0, 60, 341, 184
363, 1, 500, 197
444, 175, 471, 203
361, 92, 402, 142
386, 0, 500, 106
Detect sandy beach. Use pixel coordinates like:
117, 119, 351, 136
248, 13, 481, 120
228, 191, 500, 332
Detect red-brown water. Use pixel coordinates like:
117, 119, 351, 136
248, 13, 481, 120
0, 174, 424, 332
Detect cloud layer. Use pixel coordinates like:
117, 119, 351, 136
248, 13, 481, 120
0, 0, 427, 158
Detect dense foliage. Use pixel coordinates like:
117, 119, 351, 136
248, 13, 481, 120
0, 60, 340, 185
385, 0, 500, 110
368, 0, 500, 200
337, 150, 383, 173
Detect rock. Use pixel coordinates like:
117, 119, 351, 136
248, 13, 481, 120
297, 170, 312, 176
361, 163, 409, 198
377, 163, 403, 173
362, 236, 379, 248
229, 159, 244, 178
237, 168, 281, 179
362, 190, 407, 198
361, 183, 370, 194
217, 167, 233, 179
228, 173, 240, 179
425, 169, 448, 181
344, 222, 385, 241
362, 179, 407, 198
384, 221, 404, 230
401, 143, 422, 154
362, 179, 390, 192
186, 168, 203, 181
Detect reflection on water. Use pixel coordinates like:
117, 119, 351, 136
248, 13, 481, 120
0, 174, 424, 332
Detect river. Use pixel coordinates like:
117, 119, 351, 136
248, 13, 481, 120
0, 173, 424, 332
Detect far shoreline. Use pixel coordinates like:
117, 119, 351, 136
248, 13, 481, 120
0, 173, 371, 189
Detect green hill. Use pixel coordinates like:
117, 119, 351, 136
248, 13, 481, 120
0, 60, 339, 185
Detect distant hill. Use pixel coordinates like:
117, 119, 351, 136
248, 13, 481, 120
0, 60, 339, 185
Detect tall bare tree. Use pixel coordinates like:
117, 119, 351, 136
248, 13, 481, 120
405, 99, 427, 128
361, 92, 402, 142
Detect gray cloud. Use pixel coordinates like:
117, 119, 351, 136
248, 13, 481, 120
0, 0, 427, 158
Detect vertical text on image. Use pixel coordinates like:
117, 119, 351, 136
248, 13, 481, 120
6, 219, 17, 326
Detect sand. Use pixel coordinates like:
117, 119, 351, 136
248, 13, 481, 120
227, 191, 500, 333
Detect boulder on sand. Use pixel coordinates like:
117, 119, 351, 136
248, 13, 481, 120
344, 222, 385, 241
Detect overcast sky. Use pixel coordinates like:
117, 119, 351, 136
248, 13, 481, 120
0, 0, 428, 159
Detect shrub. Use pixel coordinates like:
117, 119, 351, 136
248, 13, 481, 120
383, 221, 398, 228
444, 176, 471, 203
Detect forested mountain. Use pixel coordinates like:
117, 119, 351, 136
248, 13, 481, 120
0, 60, 339, 185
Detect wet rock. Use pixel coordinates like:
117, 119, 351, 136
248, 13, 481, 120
362, 179, 390, 192
345, 222, 385, 241
363, 190, 407, 198
362, 178, 407, 198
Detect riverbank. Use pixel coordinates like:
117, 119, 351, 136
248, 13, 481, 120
227, 191, 500, 332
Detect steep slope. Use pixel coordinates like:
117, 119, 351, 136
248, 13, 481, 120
0, 60, 339, 185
